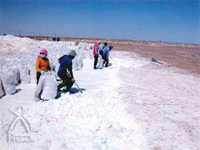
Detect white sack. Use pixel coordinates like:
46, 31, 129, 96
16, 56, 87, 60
0, 76, 5, 97
77, 55, 83, 69
50, 63, 56, 72
30, 67, 37, 84
53, 58, 61, 80
89, 51, 93, 59
34, 72, 57, 101
20, 66, 31, 83
11, 66, 21, 85
96, 55, 103, 69
84, 51, 93, 59
72, 58, 79, 71
2, 72, 16, 95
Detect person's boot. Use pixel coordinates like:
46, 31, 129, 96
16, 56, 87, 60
57, 86, 62, 92
57, 82, 65, 92
62, 88, 69, 93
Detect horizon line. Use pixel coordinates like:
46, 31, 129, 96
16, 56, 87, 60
2, 34, 199, 46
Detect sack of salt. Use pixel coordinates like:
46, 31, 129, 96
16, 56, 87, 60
34, 72, 57, 101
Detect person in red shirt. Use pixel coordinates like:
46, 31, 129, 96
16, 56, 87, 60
93, 42, 100, 69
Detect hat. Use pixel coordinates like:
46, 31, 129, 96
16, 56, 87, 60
68, 50, 77, 57
40, 49, 48, 56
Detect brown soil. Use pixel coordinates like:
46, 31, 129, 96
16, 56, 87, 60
112, 43, 200, 75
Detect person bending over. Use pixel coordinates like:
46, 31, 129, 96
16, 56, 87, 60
57, 50, 77, 92
103, 45, 113, 67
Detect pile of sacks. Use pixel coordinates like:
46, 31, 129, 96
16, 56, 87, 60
78, 42, 94, 50
0, 64, 32, 97
0, 36, 94, 98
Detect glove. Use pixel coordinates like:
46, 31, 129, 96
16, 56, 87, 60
71, 78, 75, 83
40, 71, 45, 75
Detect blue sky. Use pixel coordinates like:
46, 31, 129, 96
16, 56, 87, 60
0, 0, 199, 44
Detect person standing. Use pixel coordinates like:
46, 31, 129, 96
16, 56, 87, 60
36, 49, 51, 84
93, 42, 100, 69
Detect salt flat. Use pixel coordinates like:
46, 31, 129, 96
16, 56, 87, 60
0, 36, 200, 150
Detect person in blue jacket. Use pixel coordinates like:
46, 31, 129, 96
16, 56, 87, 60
99, 42, 107, 56
57, 50, 77, 92
102, 45, 113, 67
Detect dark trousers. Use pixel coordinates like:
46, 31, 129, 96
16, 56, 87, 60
94, 55, 98, 69
103, 59, 109, 67
102, 56, 109, 67
36, 72, 41, 84
57, 73, 73, 92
